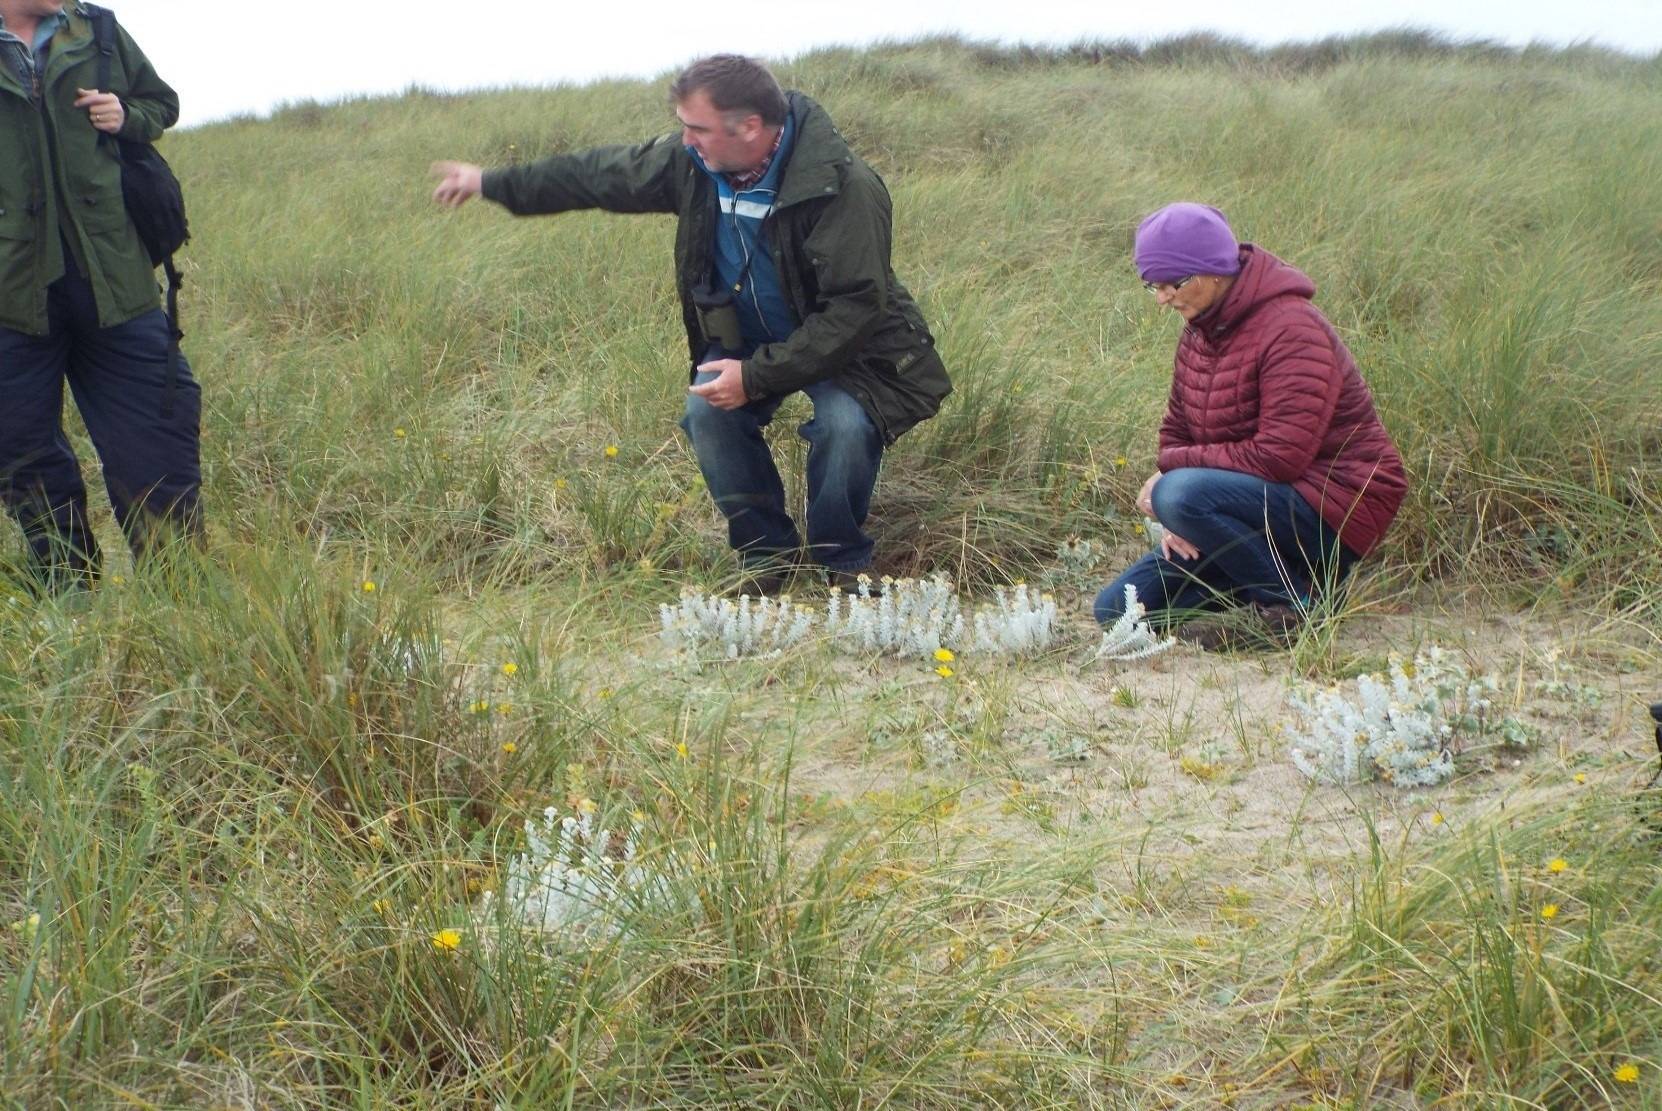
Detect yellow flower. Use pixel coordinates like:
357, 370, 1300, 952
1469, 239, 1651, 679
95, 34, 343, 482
431, 929, 461, 951
495, 702, 512, 715
360, 580, 377, 593
470, 699, 491, 714
604, 444, 619, 458
598, 687, 614, 700
110, 574, 126, 586
576, 797, 598, 815
1573, 772, 1587, 784
371, 898, 389, 915
553, 477, 569, 491
1430, 812, 1445, 826
675, 740, 689, 761
393, 427, 406, 439
933, 648, 955, 663
500, 741, 516, 754
501, 661, 518, 677
935, 665, 954, 678
1539, 903, 1559, 921
1547, 858, 1568, 874
1613, 1062, 1640, 1084
1113, 455, 1129, 468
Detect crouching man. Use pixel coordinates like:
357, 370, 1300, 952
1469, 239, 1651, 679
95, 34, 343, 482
432, 54, 950, 594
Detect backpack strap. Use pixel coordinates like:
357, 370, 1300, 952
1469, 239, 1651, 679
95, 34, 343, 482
93, 7, 114, 109
161, 257, 183, 418
89, 4, 184, 420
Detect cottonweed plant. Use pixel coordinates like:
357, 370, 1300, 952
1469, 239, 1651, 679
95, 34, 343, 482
658, 589, 815, 660
478, 805, 670, 943
1287, 647, 1499, 787
825, 574, 965, 658
1092, 584, 1177, 663
970, 582, 1059, 654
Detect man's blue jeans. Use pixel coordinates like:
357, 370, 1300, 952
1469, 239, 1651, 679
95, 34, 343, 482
0, 244, 202, 590
681, 360, 882, 573
1094, 467, 1357, 626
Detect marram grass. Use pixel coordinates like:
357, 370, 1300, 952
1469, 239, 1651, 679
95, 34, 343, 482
3, 33, 1661, 1109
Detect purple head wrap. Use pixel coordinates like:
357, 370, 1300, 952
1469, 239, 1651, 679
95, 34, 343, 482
1133, 202, 1242, 284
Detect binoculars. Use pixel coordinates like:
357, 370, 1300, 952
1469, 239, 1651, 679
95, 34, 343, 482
692, 282, 744, 353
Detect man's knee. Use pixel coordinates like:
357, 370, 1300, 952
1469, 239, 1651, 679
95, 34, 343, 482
681, 393, 736, 445
801, 390, 878, 451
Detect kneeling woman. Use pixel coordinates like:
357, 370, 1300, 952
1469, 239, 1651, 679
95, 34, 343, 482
1096, 203, 1407, 642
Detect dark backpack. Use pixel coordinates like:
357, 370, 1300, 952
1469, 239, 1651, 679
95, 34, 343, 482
89, 5, 188, 415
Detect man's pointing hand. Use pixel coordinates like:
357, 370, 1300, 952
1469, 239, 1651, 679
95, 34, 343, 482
430, 161, 483, 207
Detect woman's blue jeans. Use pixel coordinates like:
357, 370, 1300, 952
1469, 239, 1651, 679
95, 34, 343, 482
1093, 467, 1357, 626
681, 360, 882, 573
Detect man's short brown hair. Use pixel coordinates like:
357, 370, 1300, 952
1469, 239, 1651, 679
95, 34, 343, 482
670, 55, 788, 128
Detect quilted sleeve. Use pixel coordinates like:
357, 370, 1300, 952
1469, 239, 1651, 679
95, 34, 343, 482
1156, 365, 1192, 452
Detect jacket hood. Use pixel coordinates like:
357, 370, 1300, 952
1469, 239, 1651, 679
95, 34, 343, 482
1200, 245, 1316, 337
776, 92, 857, 207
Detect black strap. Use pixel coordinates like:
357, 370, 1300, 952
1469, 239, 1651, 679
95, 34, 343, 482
94, 9, 114, 119
92, 7, 183, 419
161, 258, 182, 417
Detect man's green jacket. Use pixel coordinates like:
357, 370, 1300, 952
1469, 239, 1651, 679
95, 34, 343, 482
0, 4, 177, 335
482, 93, 951, 445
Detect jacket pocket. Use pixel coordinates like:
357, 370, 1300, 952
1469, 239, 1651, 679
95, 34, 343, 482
0, 192, 32, 240
86, 220, 159, 317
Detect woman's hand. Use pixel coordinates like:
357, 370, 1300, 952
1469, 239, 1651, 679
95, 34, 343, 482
74, 88, 125, 134
1135, 471, 1161, 517
1160, 531, 1201, 562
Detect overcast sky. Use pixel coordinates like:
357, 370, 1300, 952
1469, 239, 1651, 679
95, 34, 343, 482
93, 0, 1662, 129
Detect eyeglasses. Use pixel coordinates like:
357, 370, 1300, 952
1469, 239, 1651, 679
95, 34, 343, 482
1143, 275, 1198, 294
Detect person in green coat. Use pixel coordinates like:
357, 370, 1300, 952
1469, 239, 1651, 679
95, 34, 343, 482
433, 55, 950, 594
0, 0, 201, 593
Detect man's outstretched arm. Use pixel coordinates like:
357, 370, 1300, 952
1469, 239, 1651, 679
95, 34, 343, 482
430, 136, 685, 216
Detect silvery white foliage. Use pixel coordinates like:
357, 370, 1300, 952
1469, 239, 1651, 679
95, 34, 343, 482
1091, 585, 1176, 662
1042, 538, 1102, 590
920, 728, 959, 767
479, 807, 661, 940
1142, 517, 1166, 547
1055, 538, 1098, 573
659, 590, 814, 660
1287, 648, 1497, 788
971, 583, 1060, 655
825, 575, 965, 659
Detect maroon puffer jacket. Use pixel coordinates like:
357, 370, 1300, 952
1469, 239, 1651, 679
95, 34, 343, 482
1155, 245, 1407, 557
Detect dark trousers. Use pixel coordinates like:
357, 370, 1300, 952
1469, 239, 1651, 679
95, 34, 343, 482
680, 347, 883, 573
1094, 467, 1357, 626
0, 246, 202, 589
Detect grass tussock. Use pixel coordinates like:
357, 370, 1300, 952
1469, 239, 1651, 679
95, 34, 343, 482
2, 32, 1660, 1107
